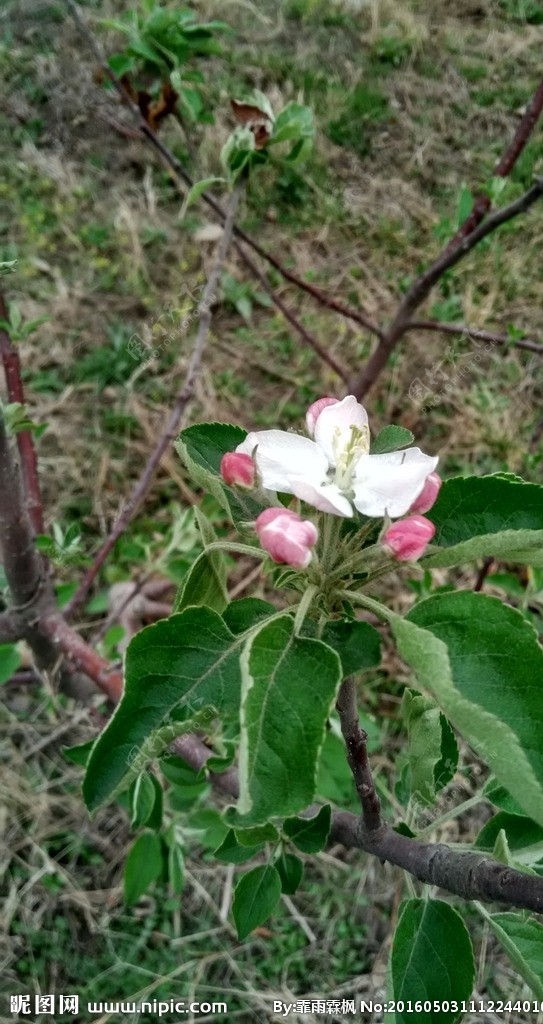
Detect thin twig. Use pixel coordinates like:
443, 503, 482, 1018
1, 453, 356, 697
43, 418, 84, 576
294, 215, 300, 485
350, 178, 543, 397
65, 0, 381, 344
234, 241, 349, 382
335, 675, 383, 834
0, 291, 44, 534
443, 74, 543, 253
406, 319, 543, 355
474, 557, 495, 593
65, 177, 244, 620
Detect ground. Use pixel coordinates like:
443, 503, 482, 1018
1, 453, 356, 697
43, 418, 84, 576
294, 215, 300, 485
1, 0, 543, 1020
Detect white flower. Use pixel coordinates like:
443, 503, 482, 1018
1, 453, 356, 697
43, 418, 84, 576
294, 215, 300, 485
236, 395, 438, 519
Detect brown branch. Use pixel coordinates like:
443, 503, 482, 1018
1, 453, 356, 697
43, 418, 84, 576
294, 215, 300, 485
64, 176, 244, 621
406, 320, 543, 355
65, 0, 382, 344
444, 74, 543, 253
350, 177, 543, 397
170, 730, 543, 913
0, 292, 44, 534
474, 557, 495, 593
335, 676, 382, 834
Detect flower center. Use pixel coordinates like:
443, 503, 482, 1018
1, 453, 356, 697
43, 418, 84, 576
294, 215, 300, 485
332, 424, 370, 491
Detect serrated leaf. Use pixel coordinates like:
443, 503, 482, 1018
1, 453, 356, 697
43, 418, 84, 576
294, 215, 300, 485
124, 832, 163, 907
486, 913, 543, 999
276, 852, 304, 895
320, 619, 381, 678
392, 592, 543, 826
391, 899, 475, 1022
370, 425, 415, 455
168, 843, 185, 895
83, 605, 275, 812
232, 864, 282, 940
424, 475, 543, 567
283, 805, 331, 853
182, 176, 226, 215
234, 619, 342, 824
175, 422, 264, 524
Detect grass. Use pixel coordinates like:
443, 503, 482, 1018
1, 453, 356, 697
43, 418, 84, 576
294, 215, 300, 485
2, 0, 543, 1018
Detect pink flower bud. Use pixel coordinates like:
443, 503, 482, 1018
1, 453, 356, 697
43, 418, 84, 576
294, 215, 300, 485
255, 508, 318, 569
382, 515, 436, 562
409, 472, 442, 514
220, 452, 256, 489
305, 396, 340, 436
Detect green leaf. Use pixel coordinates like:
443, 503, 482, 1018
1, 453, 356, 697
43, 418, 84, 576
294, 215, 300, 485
276, 852, 304, 895
486, 913, 543, 999
223, 598, 276, 635
401, 691, 458, 806
83, 605, 272, 812
129, 772, 158, 828
163, 828, 186, 895
283, 805, 331, 853
370, 425, 415, 455
214, 829, 264, 864
424, 475, 543, 567
232, 864, 282, 940
320, 620, 381, 678
475, 812, 543, 864
271, 102, 314, 145
235, 619, 342, 824
173, 509, 228, 614
393, 592, 543, 826
175, 422, 264, 524
181, 176, 226, 215
124, 832, 163, 907
236, 823, 280, 846
0, 643, 21, 684
391, 899, 475, 1022
483, 778, 525, 815
62, 738, 95, 768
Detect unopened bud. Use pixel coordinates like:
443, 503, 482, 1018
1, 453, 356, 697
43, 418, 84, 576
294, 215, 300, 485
255, 507, 318, 569
220, 451, 256, 489
382, 515, 436, 562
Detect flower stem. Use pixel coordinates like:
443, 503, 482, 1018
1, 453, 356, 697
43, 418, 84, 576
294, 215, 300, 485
293, 584, 319, 635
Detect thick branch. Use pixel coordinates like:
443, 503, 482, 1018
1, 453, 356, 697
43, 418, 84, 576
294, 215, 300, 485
0, 292, 44, 535
171, 731, 543, 914
405, 319, 543, 355
335, 676, 382, 834
350, 178, 543, 397
65, 177, 244, 620
65, 0, 382, 343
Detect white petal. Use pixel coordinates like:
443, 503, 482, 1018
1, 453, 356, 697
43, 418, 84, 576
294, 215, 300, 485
287, 477, 353, 518
236, 430, 329, 494
352, 448, 439, 518
314, 395, 369, 467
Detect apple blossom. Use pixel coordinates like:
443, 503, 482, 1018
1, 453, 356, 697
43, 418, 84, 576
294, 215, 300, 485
220, 451, 256, 489
235, 395, 438, 519
255, 507, 318, 569
408, 471, 442, 514
382, 515, 436, 561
